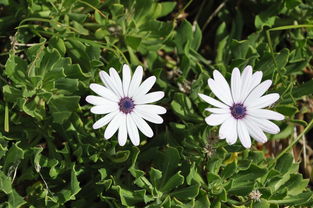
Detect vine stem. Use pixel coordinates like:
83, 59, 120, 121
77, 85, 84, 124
271, 119, 313, 166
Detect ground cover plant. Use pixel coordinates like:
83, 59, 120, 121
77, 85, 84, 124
0, 0, 313, 207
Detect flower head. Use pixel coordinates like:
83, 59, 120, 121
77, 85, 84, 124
86, 64, 166, 146
199, 66, 284, 148
249, 190, 262, 201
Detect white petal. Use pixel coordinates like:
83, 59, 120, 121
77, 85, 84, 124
239, 65, 253, 102
128, 65, 143, 97
247, 109, 284, 121
92, 111, 118, 129
219, 117, 237, 145
86, 95, 112, 106
99, 70, 123, 97
246, 93, 279, 109
136, 104, 166, 115
205, 114, 230, 126
198, 93, 229, 108
213, 70, 233, 104
244, 80, 272, 105
208, 78, 233, 106
237, 120, 251, 148
90, 103, 118, 114
132, 76, 156, 100
231, 67, 241, 103
104, 113, 123, 139
134, 108, 163, 124
122, 64, 131, 96
109, 67, 124, 97
127, 115, 140, 146
246, 115, 280, 134
244, 118, 267, 143
89, 84, 119, 102
118, 114, 127, 146
205, 108, 229, 114
250, 71, 263, 90
134, 91, 164, 104
131, 112, 154, 137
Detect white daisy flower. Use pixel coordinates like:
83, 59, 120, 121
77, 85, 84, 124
86, 64, 166, 146
198, 65, 284, 148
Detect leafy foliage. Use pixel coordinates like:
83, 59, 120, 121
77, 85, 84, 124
0, 0, 313, 207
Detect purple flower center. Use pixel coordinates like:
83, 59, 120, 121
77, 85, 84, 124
118, 97, 135, 114
230, 103, 246, 119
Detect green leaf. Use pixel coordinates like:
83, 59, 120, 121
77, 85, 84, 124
48, 95, 80, 124
3, 85, 22, 103
268, 191, 313, 206
254, 199, 270, 208
149, 168, 162, 186
112, 185, 151, 206
125, 35, 142, 50
279, 173, 309, 195
292, 79, 313, 98
160, 171, 184, 193
221, 162, 237, 179
155, 2, 176, 18
4, 53, 27, 84
275, 105, 298, 117
171, 182, 200, 201
4, 142, 24, 172
0, 170, 12, 194
8, 190, 26, 208
70, 165, 81, 199
109, 150, 130, 163
275, 153, 293, 174
49, 36, 66, 55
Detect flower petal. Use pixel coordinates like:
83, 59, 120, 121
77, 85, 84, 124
109, 67, 124, 97
239, 65, 253, 102
127, 115, 140, 146
246, 115, 280, 134
247, 109, 284, 121
198, 93, 229, 109
136, 104, 166, 115
118, 114, 127, 146
132, 76, 156, 100
86, 95, 112, 106
246, 93, 279, 109
208, 78, 233, 106
122, 64, 131, 96
237, 120, 251, 148
132, 112, 154, 137
250, 71, 263, 90
213, 70, 233, 104
90, 103, 119, 114
134, 108, 163, 124
231, 67, 241, 103
244, 80, 272, 105
92, 111, 119, 129
104, 113, 123, 139
244, 118, 267, 143
99, 70, 123, 97
89, 84, 119, 102
205, 114, 230, 126
219, 117, 237, 145
134, 91, 164, 104
128, 65, 143, 97
205, 108, 229, 114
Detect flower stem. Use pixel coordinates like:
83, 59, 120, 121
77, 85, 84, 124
272, 119, 313, 165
